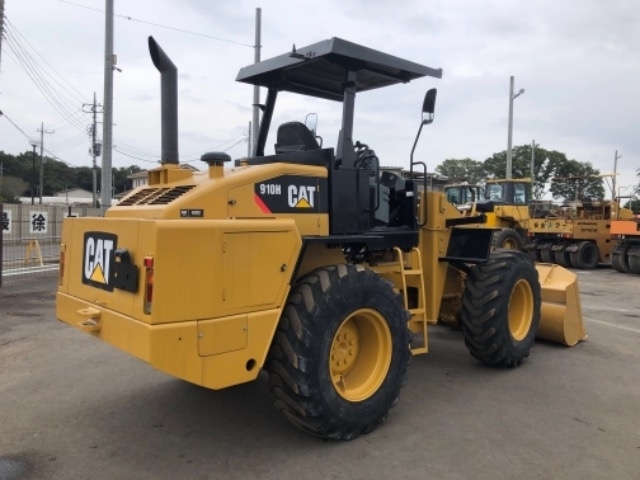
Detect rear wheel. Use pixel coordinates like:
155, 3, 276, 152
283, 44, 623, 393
553, 245, 571, 267
461, 250, 541, 368
491, 228, 524, 251
266, 264, 410, 440
540, 244, 554, 263
628, 246, 640, 274
611, 242, 631, 273
569, 241, 599, 269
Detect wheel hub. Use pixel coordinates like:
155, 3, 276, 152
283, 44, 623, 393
329, 309, 392, 402
508, 278, 534, 341
330, 323, 359, 374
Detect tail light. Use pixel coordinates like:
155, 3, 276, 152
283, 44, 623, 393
143, 256, 154, 314
59, 243, 66, 286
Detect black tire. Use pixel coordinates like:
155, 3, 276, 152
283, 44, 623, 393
266, 264, 411, 440
611, 242, 631, 273
461, 250, 541, 368
628, 246, 640, 274
491, 228, 525, 251
569, 241, 599, 269
553, 245, 571, 267
533, 246, 543, 262
540, 244, 554, 263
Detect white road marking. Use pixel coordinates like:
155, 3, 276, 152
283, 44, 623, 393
3, 265, 59, 276
587, 318, 640, 334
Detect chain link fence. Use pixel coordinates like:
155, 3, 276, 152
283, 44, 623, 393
0, 203, 103, 287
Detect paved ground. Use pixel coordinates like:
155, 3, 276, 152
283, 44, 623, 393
1, 268, 639, 480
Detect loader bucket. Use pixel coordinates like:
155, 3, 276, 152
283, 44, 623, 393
535, 264, 587, 346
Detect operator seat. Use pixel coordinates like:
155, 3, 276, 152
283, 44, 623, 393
274, 122, 320, 154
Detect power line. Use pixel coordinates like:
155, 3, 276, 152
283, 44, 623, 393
58, 0, 253, 47
4, 18, 87, 103
3, 24, 88, 133
0, 109, 37, 143
0, 110, 81, 167
113, 146, 161, 164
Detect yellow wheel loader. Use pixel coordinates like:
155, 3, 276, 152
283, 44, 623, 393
464, 178, 533, 251
56, 37, 586, 440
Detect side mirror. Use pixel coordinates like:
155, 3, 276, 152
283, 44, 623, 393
305, 112, 318, 136
422, 88, 437, 125
422, 88, 437, 114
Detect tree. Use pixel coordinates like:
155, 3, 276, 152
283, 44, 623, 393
623, 199, 640, 214
113, 165, 142, 194
549, 160, 604, 200
483, 144, 605, 200
483, 144, 561, 198
0, 176, 28, 202
435, 158, 486, 184
42, 158, 76, 196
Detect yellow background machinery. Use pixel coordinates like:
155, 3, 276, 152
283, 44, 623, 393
448, 179, 533, 251
528, 199, 634, 268
57, 37, 585, 440
611, 218, 640, 274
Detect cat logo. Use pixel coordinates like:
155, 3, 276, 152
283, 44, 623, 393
288, 185, 316, 208
82, 232, 117, 291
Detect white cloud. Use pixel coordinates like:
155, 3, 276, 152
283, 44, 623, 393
0, 0, 638, 193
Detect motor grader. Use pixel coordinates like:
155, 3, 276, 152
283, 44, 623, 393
528, 198, 634, 268
56, 37, 585, 440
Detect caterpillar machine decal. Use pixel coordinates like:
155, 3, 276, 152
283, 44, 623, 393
57, 36, 586, 440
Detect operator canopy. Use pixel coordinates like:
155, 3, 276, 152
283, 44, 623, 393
236, 37, 443, 101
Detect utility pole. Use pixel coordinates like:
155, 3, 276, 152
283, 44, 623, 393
251, 7, 261, 156
83, 92, 103, 207
30, 142, 37, 205
247, 121, 252, 157
37, 122, 55, 204
101, 0, 114, 208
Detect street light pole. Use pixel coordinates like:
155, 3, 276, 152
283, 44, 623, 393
506, 76, 525, 179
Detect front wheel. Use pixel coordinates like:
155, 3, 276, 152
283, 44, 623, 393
491, 228, 525, 251
266, 264, 411, 440
611, 242, 631, 273
628, 246, 640, 274
461, 251, 541, 367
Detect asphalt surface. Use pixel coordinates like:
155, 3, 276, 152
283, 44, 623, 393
1, 268, 639, 480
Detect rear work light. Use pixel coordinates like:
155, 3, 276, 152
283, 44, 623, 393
143, 256, 154, 314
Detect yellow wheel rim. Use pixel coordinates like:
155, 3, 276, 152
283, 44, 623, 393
508, 278, 534, 341
503, 238, 518, 250
329, 308, 392, 402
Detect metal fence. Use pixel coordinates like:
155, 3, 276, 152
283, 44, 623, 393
0, 203, 103, 287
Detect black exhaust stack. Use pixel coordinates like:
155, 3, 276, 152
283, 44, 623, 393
148, 36, 179, 165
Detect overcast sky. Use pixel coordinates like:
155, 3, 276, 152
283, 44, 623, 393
1, 0, 638, 197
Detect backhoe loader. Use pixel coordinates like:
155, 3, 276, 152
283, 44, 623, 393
56, 37, 586, 440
